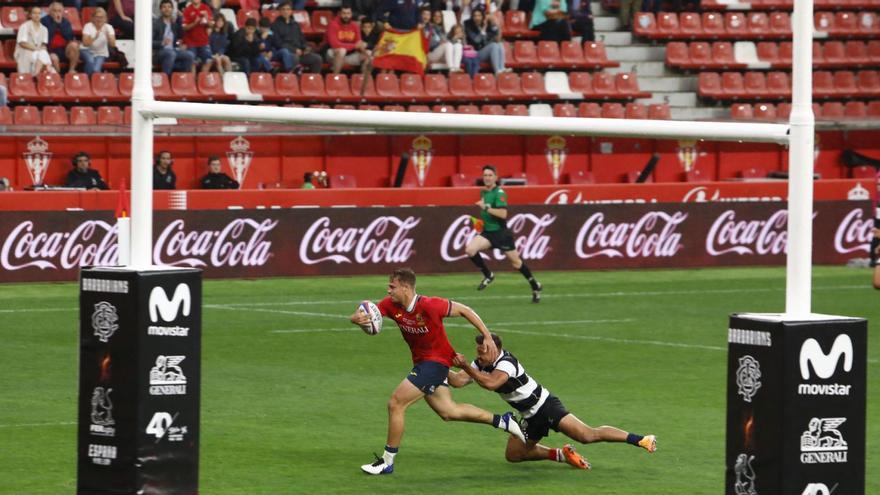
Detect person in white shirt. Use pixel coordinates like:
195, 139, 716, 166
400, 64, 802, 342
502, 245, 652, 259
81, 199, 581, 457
14, 6, 53, 75
81, 8, 117, 75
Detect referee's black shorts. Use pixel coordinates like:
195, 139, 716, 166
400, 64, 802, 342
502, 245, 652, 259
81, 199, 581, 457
479, 228, 516, 252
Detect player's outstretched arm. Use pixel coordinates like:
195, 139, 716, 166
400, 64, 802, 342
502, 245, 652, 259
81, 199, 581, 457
449, 301, 498, 362
447, 370, 472, 388
460, 365, 508, 391
349, 310, 371, 327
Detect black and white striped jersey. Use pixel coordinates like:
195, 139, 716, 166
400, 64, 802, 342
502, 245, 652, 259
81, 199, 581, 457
472, 349, 549, 419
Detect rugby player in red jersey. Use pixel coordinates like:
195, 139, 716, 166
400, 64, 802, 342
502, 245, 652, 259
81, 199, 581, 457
350, 267, 526, 475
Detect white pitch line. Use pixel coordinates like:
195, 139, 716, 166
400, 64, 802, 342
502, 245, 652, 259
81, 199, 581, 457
496, 328, 727, 352
270, 328, 357, 334
0, 421, 76, 428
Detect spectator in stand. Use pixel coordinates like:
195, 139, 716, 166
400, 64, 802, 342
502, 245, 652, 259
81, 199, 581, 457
374, 0, 420, 30
182, 0, 215, 73
15, 6, 53, 75
447, 23, 473, 74
464, 8, 506, 75
229, 18, 271, 74
152, 0, 179, 20
209, 13, 233, 75
618, 0, 641, 31
530, 0, 571, 42
459, 0, 500, 23
272, 1, 323, 74
0, 177, 10, 192
109, 0, 136, 39
80, 8, 116, 75
421, 8, 456, 72
360, 17, 383, 52
200, 156, 239, 189
153, 151, 177, 190
43, 2, 81, 74
153, 0, 195, 76
325, 6, 368, 75
301, 172, 315, 189
257, 17, 282, 73
0, 85, 7, 107
568, 0, 594, 42
65, 152, 109, 190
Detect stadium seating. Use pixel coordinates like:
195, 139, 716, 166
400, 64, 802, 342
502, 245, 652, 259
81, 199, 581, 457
70, 106, 96, 125
14, 105, 40, 125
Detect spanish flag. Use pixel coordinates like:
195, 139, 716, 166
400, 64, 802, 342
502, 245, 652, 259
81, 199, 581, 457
373, 27, 428, 74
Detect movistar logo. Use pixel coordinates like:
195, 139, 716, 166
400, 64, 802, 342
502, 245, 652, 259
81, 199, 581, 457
149, 284, 191, 323
799, 334, 853, 380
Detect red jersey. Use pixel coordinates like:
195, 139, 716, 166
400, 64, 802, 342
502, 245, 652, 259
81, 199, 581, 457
377, 295, 455, 367
325, 16, 361, 50
182, 2, 212, 48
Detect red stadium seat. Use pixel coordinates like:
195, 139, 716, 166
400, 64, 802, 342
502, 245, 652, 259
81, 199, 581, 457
497, 72, 525, 99
778, 42, 793, 65
70, 106, 97, 125
123, 106, 132, 124
656, 12, 681, 37
14, 105, 40, 125
324, 73, 353, 101
399, 73, 426, 101
537, 41, 562, 66
680, 12, 702, 37
198, 72, 232, 101
833, 12, 858, 36
567, 170, 595, 184
756, 42, 779, 65
118, 73, 134, 98
592, 72, 616, 97
625, 102, 648, 119
753, 103, 777, 120
722, 72, 746, 99
424, 74, 450, 100
857, 71, 880, 97
560, 41, 587, 67
699, 72, 723, 98
821, 101, 844, 118
504, 10, 533, 37
473, 73, 499, 100
553, 103, 577, 117
170, 72, 201, 100
311, 10, 333, 35
64, 72, 94, 101
577, 102, 602, 118
457, 104, 480, 114
81, 6, 96, 24
42, 105, 69, 125
851, 165, 876, 178
151, 72, 173, 99
568, 71, 594, 97
1, 7, 27, 30
0, 40, 15, 69
261, 9, 280, 24
747, 12, 770, 38
332, 104, 355, 110
8, 73, 38, 102
0, 106, 12, 125
358, 104, 380, 111
648, 103, 671, 119
450, 173, 476, 187
236, 9, 260, 29
814, 12, 835, 34
505, 104, 529, 116
868, 101, 880, 117
615, 72, 649, 98
857, 12, 879, 36
702, 12, 725, 38
711, 42, 739, 68
844, 101, 867, 118
833, 71, 858, 98
63, 7, 83, 35
350, 74, 377, 99
37, 72, 66, 101
583, 41, 615, 67
685, 168, 706, 182
97, 106, 123, 125
520, 72, 551, 99
375, 73, 402, 99
740, 167, 767, 179
690, 42, 713, 68
481, 104, 506, 115
448, 72, 476, 99
666, 42, 689, 67
275, 73, 301, 100
633, 13, 657, 38
766, 71, 791, 97
601, 102, 625, 118
776, 102, 792, 119
744, 72, 769, 98
724, 13, 748, 38
812, 42, 826, 67
413, 104, 435, 112
844, 41, 870, 65
812, 71, 835, 98
769, 12, 791, 36
330, 174, 357, 188
823, 41, 847, 66
514, 41, 538, 67
249, 72, 279, 100
383, 104, 405, 111
299, 73, 326, 98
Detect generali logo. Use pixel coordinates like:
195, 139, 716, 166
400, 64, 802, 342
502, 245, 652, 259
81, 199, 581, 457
575, 211, 686, 259
149, 283, 191, 323
299, 215, 419, 265
440, 213, 554, 262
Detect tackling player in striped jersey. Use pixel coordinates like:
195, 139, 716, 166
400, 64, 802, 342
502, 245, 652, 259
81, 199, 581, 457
448, 333, 657, 470
350, 268, 526, 475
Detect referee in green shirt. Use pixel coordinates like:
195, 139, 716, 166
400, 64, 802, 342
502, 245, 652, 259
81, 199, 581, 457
465, 165, 543, 303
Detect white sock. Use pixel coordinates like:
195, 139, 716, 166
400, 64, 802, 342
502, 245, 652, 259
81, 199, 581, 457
383, 450, 396, 465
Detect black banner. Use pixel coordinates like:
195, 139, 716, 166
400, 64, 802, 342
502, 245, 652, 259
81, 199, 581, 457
78, 268, 201, 494
726, 314, 867, 495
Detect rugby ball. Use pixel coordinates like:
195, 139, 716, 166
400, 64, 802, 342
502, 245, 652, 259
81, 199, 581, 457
358, 301, 383, 335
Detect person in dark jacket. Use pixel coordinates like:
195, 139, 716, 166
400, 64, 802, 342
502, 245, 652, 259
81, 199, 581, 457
153, 150, 177, 190
65, 152, 109, 190
228, 18, 271, 74
209, 13, 233, 74
152, 0, 195, 76
199, 156, 239, 189
43, 1, 81, 74
271, 1, 322, 73
374, 0, 419, 30
464, 8, 505, 74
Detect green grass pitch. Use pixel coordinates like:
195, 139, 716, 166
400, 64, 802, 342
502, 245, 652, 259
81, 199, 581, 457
1, 266, 877, 494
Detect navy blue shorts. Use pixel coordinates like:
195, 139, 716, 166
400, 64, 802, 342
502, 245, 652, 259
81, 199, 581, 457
406, 360, 449, 395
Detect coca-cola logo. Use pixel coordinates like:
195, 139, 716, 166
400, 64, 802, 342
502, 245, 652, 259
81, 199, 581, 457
575, 211, 686, 259
1, 220, 118, 270
833, 208, 873, 254
706, 210, 789, 256
440, 214, 555, 262
154, 218, 277, 267
299, 216, 419, 265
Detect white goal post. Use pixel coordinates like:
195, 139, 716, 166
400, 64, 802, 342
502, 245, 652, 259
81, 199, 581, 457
129, 0, 815, 316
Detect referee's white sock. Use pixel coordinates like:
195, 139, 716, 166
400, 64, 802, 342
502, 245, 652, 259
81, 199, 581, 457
383, 445, 398, 465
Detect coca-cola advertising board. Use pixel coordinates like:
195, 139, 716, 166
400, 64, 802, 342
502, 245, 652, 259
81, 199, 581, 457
0, 202, 873, 283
